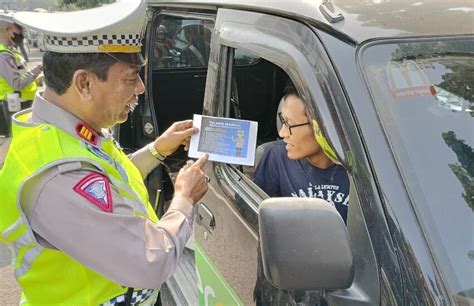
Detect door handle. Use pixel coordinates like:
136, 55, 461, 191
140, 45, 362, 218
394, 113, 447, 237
196, 203, 216, 232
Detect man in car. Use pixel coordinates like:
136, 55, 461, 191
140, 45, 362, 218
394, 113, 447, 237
0, 1, 209, 305
253, 81, 349, 305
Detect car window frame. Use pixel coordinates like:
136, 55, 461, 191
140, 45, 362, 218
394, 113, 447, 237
204, 9, 351, 225
203, 8, 387, 304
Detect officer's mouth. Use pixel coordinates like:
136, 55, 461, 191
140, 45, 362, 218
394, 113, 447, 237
125, 100, 139, 112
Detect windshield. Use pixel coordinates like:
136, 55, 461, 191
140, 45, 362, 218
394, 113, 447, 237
361, 37, 473, 301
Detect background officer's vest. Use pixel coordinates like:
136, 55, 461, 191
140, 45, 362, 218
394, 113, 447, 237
0, 43, 37, 101
0, 112, 159, 305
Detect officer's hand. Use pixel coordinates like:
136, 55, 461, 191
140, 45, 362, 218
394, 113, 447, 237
174, 155, 209, 204
154, 120, 197, 157
35, 75, 44, 87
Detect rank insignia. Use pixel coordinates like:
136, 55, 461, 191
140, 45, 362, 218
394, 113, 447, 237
76, 122, 98, 145
73, 173, 113, 213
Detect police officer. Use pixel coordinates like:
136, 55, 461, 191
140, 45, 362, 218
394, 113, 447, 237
0, 1, 209, 305
0, 13, 42, 137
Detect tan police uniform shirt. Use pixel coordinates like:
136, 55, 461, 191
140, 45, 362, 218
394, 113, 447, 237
0, 43, 41, 94
19, 93, 194, 289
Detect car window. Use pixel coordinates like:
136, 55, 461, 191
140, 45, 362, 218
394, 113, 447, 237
361, 37, 473, 299
152, 17, 260, 70
226, 48, 287, 175
234, 49, 260, 66
152, 16, 213, 69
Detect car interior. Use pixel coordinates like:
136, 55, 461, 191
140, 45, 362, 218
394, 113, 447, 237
117, 13, 345, 218
145, 14, 289, 173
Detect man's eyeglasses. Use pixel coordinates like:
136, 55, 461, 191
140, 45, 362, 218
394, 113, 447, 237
278, 112, 310, 135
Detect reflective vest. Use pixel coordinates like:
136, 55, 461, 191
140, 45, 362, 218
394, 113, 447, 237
0, 43, 37, 101
0, 111, 159, 305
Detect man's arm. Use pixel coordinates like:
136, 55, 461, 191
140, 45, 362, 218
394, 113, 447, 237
22, 157, 208, 289
128, 145, 161, 179
128, 119, 198, 179
0, 53, 41, 91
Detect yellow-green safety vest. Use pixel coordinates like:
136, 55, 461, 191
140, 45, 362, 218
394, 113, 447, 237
0, 111, 159, 305
0, 43, 37, 101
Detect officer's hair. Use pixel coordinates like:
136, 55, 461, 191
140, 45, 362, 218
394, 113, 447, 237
0, 21, 10, 31
43, 52, 117, 95
0, 21, 20, 31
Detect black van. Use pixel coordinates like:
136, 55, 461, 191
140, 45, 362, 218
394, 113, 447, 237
117, 0, 474, 305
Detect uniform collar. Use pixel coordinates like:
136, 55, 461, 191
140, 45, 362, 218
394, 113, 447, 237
31, 91, 113, 146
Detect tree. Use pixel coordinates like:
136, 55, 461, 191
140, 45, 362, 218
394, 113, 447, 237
442, 131, 474, 210
55, 0, 115, 10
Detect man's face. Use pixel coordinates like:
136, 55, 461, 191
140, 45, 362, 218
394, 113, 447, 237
278, 94, 321, 160
157, 26, 166, 41
90, 61, 145, 129
6, 24, 22, 45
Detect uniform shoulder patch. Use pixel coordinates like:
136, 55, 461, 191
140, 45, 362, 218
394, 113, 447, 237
73, 173, 113, 213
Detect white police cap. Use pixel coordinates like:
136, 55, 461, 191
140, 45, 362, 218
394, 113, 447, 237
0, 12, 14, 24
13, 0, 146, 66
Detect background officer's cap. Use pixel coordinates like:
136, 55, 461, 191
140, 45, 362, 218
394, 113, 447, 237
0, 12, 15, 24
12, 0, 146, 66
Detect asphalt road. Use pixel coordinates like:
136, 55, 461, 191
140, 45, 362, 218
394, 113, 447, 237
0, 46, 43, 305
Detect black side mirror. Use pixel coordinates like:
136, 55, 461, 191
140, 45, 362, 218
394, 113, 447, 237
259, 197, 353, 290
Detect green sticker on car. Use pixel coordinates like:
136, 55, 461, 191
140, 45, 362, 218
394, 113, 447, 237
195, 243, 243, 306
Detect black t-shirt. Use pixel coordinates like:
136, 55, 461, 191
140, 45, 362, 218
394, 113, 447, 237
254, 140, 349, 222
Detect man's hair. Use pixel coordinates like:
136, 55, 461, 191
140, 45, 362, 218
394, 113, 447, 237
43, 52, 117, 95
283, 79, 299, 99
282, 78, 309, 116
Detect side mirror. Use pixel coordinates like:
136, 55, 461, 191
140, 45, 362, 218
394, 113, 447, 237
258, 197, 353, 290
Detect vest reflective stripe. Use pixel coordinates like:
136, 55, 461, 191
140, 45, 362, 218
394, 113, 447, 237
0, 44, 37, 101
6, 225, 26, 243
0, 112, 159, 305
14, 243, 34, 269
13, 242, 40, 279
1, 218, 23, 240
0, 235, 9, 246
3, 220, 41, 279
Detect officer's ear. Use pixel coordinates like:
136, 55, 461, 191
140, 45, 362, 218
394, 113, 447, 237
73, 69, 94, 100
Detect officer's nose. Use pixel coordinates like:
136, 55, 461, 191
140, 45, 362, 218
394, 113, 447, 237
135, 76, 145, 96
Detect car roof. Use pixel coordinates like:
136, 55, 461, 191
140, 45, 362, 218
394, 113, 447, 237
147, 0, 474, 43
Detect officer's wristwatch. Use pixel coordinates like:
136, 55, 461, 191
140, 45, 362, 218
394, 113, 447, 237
148, 143, 166, 162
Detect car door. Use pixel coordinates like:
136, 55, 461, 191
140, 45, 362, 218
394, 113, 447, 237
195, 8, 400, 306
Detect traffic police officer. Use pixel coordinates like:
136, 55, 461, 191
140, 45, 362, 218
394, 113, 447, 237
0, 12, 42, 137
0, 0, 209, 305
